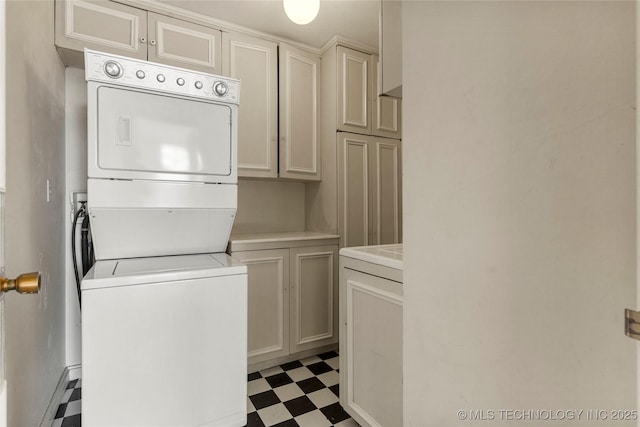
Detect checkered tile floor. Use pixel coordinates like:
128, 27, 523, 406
53, 351, 357, 427
52, 378, 81, 427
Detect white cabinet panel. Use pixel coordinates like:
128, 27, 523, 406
231, 249, 290, 364
223, 33, 278, 178
55, 0, 147, 59
338, 133, 370, 248
340, 267, 403, 427
148, 12, 221, 74
371, 139, 401, 245
338, 133, 401, 248
337, 46, 371, 134
279, 43, 321, 181
289, 246, 338, 353
372, 55, 402, 139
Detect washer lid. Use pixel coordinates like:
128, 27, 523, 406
113, 254, 223, 276
82, 253, 246, 290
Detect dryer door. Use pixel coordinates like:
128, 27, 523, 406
90, 84, 236, 183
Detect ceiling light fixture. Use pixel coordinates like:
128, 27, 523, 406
283, 0, 319, 25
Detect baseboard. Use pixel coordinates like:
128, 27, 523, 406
0, 380, 7, 427
248, 344, 338, 373
39, 365, 81, 427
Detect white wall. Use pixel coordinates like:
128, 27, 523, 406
403, 2, 636, 426
5, 1, 67, 425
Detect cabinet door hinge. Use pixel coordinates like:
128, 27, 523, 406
625, 309, 640, 341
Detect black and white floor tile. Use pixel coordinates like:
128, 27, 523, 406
52, 351, 358, 427
246, 351, 357, 427
52, 378, 82, 427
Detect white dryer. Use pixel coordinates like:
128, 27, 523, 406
84, 49, 240, 260
82, 253, 247, 427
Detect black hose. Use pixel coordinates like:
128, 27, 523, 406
72, 205, 85, 309
81, 214, 90, 275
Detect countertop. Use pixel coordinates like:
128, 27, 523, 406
228, 231, 340, 251
339, 244, 403, 271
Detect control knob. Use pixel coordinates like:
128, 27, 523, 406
104, 61, 123, 79
213, 81, 228, 97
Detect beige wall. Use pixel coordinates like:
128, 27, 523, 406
233, 179, 306, 233
5, 0, 66, 425
403, 2, 636, 426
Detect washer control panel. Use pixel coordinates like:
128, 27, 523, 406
84, 49, 240, 105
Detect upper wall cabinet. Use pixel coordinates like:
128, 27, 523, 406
55, 0, 148, 60
56, 0, 222, 74
222, 32, 278, 178
336, 46, 401, 139
337, 46, 371, 134
279, 43, 322, 181
372, 56, 402, 139
147, 12, 222, 74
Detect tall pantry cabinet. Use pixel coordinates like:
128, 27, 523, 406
307, 42, 402, 248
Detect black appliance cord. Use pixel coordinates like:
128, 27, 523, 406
71, 205, 85, 309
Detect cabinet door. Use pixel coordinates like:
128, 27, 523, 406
230, 249, 290, 364
338, 133, 372, 248
289, 246, 338, 353
370, 138, 402, 244
371, 56, 402, 139
279, 43, 322, 181
223, 33, 278, 178
337, 46, 372, 134
147, 12, 222, 74
55, 0, 147, 59
340, 268, 403, 427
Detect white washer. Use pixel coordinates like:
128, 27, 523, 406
81, 253, 247, 427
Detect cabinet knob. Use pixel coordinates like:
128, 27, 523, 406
139, 37, 146, 43
150, 40, 157, 46
0, 272, 41, 294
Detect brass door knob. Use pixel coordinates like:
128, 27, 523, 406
0, 272, 40, 294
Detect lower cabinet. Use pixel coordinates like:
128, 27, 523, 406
289, 246, 338, 354
229, 235, 339, 367
340, 250, 403, 427
231, 249, 290, 363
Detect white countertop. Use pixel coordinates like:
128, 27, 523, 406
339, 244, 403, 271
228, 231, 340, 252
229, 231, 340, 244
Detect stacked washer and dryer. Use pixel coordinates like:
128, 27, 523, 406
80, 50, 247, 426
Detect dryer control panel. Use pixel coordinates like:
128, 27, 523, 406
84, 49, 240, 105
